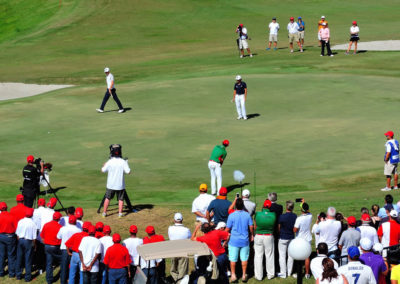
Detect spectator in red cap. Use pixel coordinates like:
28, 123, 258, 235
10, 194, 28, 223
381, 131, 399, 192
287, 17, 303, 53
357, 213, 379, 245
22, 155, 43, 207
75, 207, 84, 230
41, 212, 62, 283
206, 187, 232, 224
100, 225, 113, 284
0, 202, 18, 278
123, 225, 142, 282
95, 222, 105, 239
208, 140, 229, 195
59, 206, 76, 227
15, 207, 37, 281
346, 21, 360, 55
338, 216, 361, 265
40, 197, 57, 232
66, 221, 91, 284
79, 225, 102, 284
104, 233, 131, 283
57, 214, 81, 284
144, 226, 166, 282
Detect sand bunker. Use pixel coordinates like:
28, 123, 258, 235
332, 40, 400, 51
0, 83, 72, 101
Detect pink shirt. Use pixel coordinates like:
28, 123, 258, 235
319, 28, 330, 41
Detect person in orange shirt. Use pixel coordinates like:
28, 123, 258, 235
317, 16, 328, 46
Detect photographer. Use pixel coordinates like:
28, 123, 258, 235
235, 23, 253, 58
22, 155, 43, 208
101, 144, 131, 218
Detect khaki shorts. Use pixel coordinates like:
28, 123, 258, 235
239, 39, 249, 49
298, 31, 305, 39
384, 162, 398, 176
288, 33, 299, 43
269, 34, 278, 42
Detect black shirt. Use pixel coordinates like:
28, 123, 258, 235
22, 164, 40, 191
234, 82, 247, 95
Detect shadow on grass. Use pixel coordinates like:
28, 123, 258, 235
39, 186, 66, 195
103, 107, 132, 113
247, 113, 260, 120
226, 183, 250, 193
100, 203, 154, 216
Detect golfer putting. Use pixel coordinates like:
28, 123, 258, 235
208, 140, 229, 195
96, 67, 125, 113
232, 75, 247, 120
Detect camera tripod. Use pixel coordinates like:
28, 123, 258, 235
97, 190, 134, 214
37, 174, 68, 214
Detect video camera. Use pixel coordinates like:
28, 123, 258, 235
34, 158, 53, 172
109, 144, 122, 158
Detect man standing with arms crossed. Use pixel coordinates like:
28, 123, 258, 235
287, 17, 303, 53
96, 67, 125, 113
267, 17, 279, 51
297, 17, 305, 48
381, 131, 399, 191
232, 75, 247, 120
208, 140, 229, 195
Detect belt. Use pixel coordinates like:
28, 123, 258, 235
0, 233, 15, 237
256, 233, 272, 236
209, 160, 219, 163
236, 94, 244, 95
45, 244, 60, 247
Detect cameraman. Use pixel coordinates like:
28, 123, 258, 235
101, 145, 131, 218
22, 155, 43, 208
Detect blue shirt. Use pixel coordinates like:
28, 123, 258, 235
207, 199, 232, 224
279, 212, 297, 240
298, 20, 305, 31
378, 203, 400, 218
227, 210, 253, 247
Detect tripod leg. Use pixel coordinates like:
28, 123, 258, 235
97, 194, 106, 214
124, 191, 133, 212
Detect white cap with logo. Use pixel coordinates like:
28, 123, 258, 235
174, 212, 183, 221
242, 189, 250, 197
235, 75, 242, 81
104, 67, 110, 73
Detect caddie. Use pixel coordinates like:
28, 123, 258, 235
381, 131, 399, 191
208, 140, 229, 195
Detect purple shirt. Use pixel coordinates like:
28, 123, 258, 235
359, 252, 387, 281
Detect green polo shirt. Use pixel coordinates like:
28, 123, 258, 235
209, 145, 227, 163
255, 209, 276, 235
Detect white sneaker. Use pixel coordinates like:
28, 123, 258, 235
243, 117, 247, 120
292, 273, 297, 278
96, 109, 104, 113
267, 275, 274, 280
118, 213, 124, 218
290, 50, 294, 53
394, 187, 399, 190
250, 54, 253, 57
381, 187, 392, 192
277, 273, 286, 279
237, 116, 242, 120
101, 212, 107, 218
330, 54, 334, 57
300, 49, 303, 53
305, 274, 311, 279
118, 109, 124, 113
240, 55, 243, 58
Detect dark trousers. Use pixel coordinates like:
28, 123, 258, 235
16, 238, 33, 281
217, 253, 229, 284
321, 40, 332, 56
142, 268, 157, 284
100, 89, 123, 110
34, 241, 46, 272
0, 233, 17, 277
60, 249, 70, 284
44, 245, 61, 283
82, 271, 98, 284
108, 268, 128, 284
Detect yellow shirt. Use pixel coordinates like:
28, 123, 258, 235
318, 20, 328, 30
391, 264, 400, 281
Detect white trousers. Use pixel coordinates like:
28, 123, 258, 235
208, 161, 222, 195
254, 235, 275, 280
278, 239, 294, 276
235, 95, 246, 119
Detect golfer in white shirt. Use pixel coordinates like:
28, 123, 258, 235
96, 67, 125, 113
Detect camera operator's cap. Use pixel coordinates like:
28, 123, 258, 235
263, 199, 272, 208
25, 207, 34, 218
321, 16, 325, 19
95, 222, 104, 230
47, 197, 57, 208
361, 213, 371, 222
216, 222, 226, 230
385, 131, 394, 137
390, 209, 398, 218
0, 202, 7, 211
360, 238, 373, 251
239, 23, 243, 27
104, 67, 110, 73
88, 225, 96, 235
103, 225, 111, 234
16, 194, 24, 202
352, 21, 357, 25
347, 216, 357, 226
235, 75, 242, 81
298, 16, 302, 19
347, 246, 360, 258
199, 183, 208, 192
219, 187, 228, 196
26, 155, 34, 163
145, 226, 155, 234
272, 17, 276, 20
129, 225, 138, 234
290, 17, 294, 20
37, 198, 46, 206
75, 207, 83, 218
373, 243, 383, 254
82, 221, 92, 231
53, 211, 62, 221
222, 139, 229, 146
68, 215, 77, 225
242, 189, 250, 197
174, 212, 183, 221
112, 233, 121, 243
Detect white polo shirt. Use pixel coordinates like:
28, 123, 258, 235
40, 208, 55, 231
123, 237, 143, 266
106, 73, 115, 89
57, 224, 81, 250
168, 224, 191, 240
79, 236, 102, 272
358, 224, 379, 245
310, 254, 339, 279
102, 158, 131, 190
100, 235, 114, 262
350, 26, 360, 35
294, 213, 313, 242
59, 216, 70, 227
287, 22, 300, 34
33, 206, 46, 232
16, 217, 38, 240
192, 193, 215, 223
269, 22, 280, 35
337, 261, 376, 284
316, 218, 342, 251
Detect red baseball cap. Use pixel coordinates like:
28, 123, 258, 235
88, 225, 96, 235
112, 233, 121, 243
290, 17, 294, 20
103, 225, 111, 234
130, 225, 138, 234
37, 198, 46, 206
145, 226, 155, 234
47, 197, 57, 208
26, 155, 34, 163
239, 24, 243, 27
25, 208, 34, 218
53, 212, 62, 221
222, 139, 229, 146
75, 207, 83, 218
263, 199, 272, 208
95, 222, 104, 230
0, 202, 7, 211
347, 216, 356, 226
82, 221, 92, 231
219, 187, 228, 196
16, 194, 24, 202
385, 131, 394, 137
361, 213, 371, 222
68, 215, 77, 225
352, 21, 357, 25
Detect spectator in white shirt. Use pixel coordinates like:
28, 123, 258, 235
168, 213, 191, 282
32, 198, 46, 233
75, 207, 84, 230
242, 189, 256, 217
312, 212, 327, 248
123, 225, 142, 283
346, 21, 360, 55
40, 197, 57, 231
32, 198, 47, 275
287, 17, 303, 53
294, 202, 312, 278
192, 184, 215, 226
357, 214, 379, 245
316, 207, 342, 261
99, 225, 113, 284
311, 242, 339, 280
267, 17, 280, 51
101, 144, 131, 218
16, 208, 37, 282
79, 226, 102, 284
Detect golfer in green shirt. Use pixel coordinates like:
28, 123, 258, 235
208, 140, 229, 195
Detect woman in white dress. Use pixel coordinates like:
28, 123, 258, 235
316, 258, 349, 284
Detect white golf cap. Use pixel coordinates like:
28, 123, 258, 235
390, 209, 398, 218
174, 212, 183, 221
360, 238, 373, 251
373, 243, 383, 253
235, 75, 242, 80
242, 189, 250, 197
216, 222, 226, 230
321, 15, 325, 18
104, 67, 110, 73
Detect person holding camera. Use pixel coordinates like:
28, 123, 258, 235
22, 155, 44, 208
235, 24, 253, 58
101, 145, 131, 218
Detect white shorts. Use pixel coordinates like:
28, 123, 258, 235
239, 39, 249, 49
269, 34, 278, 42
384, 162, 398, 176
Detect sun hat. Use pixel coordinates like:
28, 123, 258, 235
360, 238, 373, 251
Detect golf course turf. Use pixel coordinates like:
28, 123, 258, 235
1, 0, 400, 282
